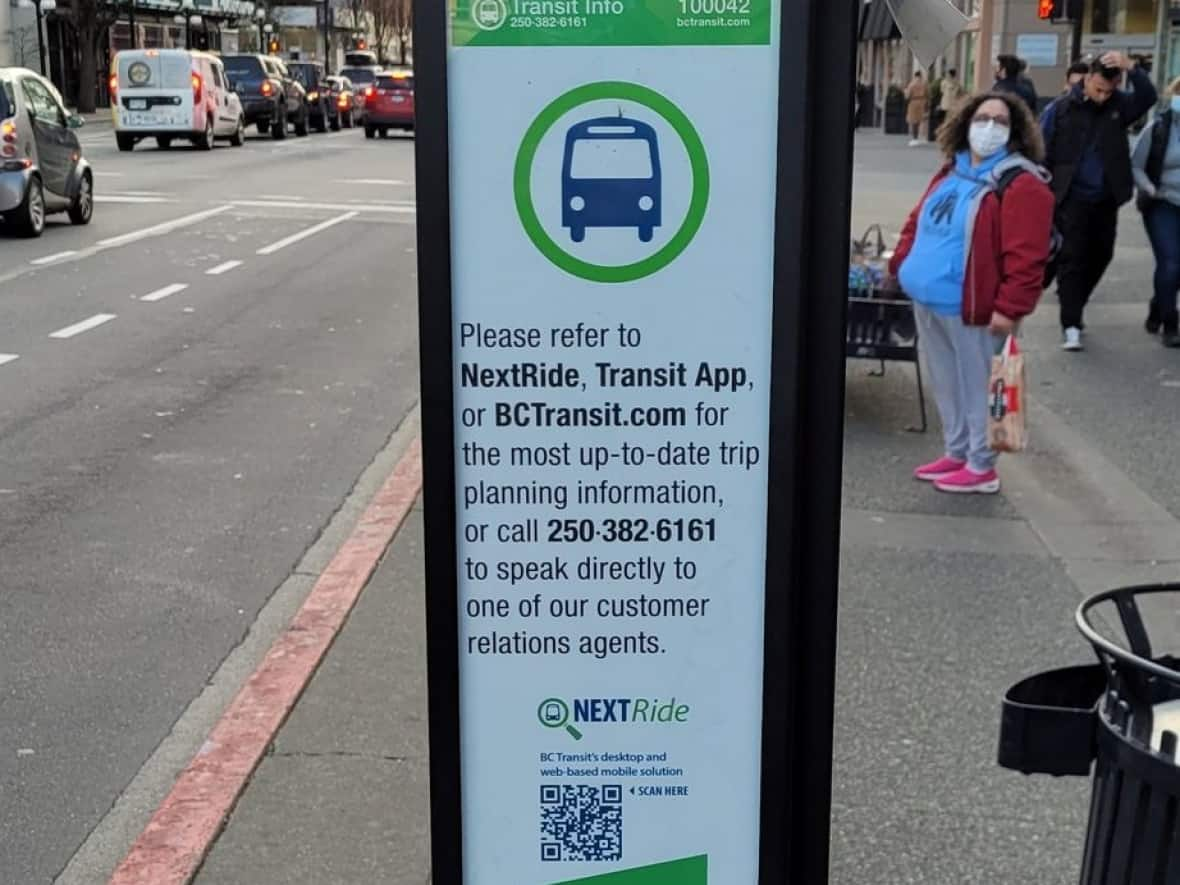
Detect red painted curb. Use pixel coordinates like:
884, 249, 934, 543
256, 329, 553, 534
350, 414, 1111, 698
108, 437, 423, 885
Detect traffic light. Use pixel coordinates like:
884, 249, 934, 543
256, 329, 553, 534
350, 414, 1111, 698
268, 38, 281, 54
356, 38, 367, 50
1037, 0, 1057, 19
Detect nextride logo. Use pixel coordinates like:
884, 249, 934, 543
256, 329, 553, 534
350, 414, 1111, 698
538, 696, 691, 741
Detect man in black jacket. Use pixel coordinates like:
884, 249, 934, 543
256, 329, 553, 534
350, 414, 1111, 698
1041, 52, 1158, 350
994, 55, 1038, 113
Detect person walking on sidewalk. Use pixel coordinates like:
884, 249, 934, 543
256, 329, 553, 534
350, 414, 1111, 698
906, 71, 928, 146
941, 68, 966, 114
1133, 76, 1180, 348
1041, 52, 1157, 351
994, 55, 1038, 114
888, 93, 1054, 495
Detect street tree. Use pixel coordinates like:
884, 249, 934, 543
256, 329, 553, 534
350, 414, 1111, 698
60, 0, 118, 113
365, 0, 409, 64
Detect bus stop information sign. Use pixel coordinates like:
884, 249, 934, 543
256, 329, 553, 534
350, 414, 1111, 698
414, 0, 854, 882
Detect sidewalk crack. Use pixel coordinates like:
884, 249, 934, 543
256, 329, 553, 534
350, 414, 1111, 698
269, 749, 412, 763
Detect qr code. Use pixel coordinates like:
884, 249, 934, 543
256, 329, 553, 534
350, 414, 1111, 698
540, 784, 623, 863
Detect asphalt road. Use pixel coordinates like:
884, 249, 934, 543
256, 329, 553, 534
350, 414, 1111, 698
0, 121, 420, 883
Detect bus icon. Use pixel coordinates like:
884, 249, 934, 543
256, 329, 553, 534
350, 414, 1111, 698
561, 115, 662, 244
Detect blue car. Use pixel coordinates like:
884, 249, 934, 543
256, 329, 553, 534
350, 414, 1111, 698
562, 116, 661, 243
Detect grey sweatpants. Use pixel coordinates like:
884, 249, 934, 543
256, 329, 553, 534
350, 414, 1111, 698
913, 304, 998, 473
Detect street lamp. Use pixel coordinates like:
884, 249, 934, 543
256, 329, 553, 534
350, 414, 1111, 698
181, 0, 195, 49
255, 7, 266, 52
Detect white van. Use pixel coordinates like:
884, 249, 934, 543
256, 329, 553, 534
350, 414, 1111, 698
110, 49, 244, 152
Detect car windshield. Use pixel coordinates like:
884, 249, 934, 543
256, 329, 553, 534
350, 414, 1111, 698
289, 65, 319, 87
0, 79, 13, 119
378, 75, 414, 91
223, 56, 264, 81
341, 68, 376, 85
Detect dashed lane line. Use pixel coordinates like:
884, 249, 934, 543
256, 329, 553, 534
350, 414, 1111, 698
256, 211, 358, 256
96, 206, 233, 249
235, 199, 414, 215
49, 313, 117, 339
0, 354, 19, 367
205, 260, 243, 276
140, 283, 189, 303
30, 251, 78, 266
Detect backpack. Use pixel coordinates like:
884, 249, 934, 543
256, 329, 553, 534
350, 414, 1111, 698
994, 166, 1063, 289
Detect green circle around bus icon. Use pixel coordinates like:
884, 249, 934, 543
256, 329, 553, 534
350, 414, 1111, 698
514, 82, 710, 284
538, 697, 583, 740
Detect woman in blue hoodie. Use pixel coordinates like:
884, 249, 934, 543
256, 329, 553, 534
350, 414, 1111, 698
889, 92, 1054, 495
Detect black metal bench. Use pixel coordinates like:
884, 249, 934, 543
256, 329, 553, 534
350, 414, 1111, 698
846, 294, 927, 433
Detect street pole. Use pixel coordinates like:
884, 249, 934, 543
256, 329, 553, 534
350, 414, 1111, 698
322, 0, 331, 74
1152, 0, 1169, 98
129, 0, 137, 48
33, 0, 47, 77
973, 0, 995, 94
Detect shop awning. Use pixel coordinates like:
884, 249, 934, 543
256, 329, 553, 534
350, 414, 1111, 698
859, 0, 901, 42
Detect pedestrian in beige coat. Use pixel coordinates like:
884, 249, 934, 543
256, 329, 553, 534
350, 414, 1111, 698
905, 71, 928, 146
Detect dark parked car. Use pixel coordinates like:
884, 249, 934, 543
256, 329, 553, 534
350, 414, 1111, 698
287, 61, 329, 133
363, 70, 415, 138
339, 66, 378, 124
222, 54, 307, 139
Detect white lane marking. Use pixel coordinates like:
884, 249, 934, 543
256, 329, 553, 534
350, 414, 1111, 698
259, 194, 305, 201
95, 195, 170, 204
93, 171, 125, 177
234, 199, 414, 214
30, 250, 78, 265
256, 211, 358, 256
107, 190, 172, 198
206, 260, 243, 276
140, 283, 189, 302
49, 313, 117, 339
332, 178, 408, 186
97, 205, 232, 248
0, 354, 19, 367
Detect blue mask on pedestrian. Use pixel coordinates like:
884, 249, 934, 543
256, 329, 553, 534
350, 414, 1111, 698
1171, 95, 1180, 114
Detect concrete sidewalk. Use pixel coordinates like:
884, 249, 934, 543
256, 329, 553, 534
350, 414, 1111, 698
168, 131, 1178, 883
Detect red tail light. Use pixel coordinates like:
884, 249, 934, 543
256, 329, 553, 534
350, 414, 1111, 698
337, 95, 350, 108
109, 73, 118, 98
192, 72, 202, 103
261, 80, 274, 97
364, 85, 375, 104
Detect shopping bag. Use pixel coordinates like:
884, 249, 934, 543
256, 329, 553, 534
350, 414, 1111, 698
988, 335, 1026, 453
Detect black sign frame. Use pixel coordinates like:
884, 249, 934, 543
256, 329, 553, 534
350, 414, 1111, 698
412, 0, 857, 880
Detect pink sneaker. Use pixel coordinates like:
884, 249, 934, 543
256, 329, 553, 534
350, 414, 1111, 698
914, 456, 966, 482
934, 467, 1001, 495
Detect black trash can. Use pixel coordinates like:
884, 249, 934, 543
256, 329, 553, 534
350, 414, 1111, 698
999, 584, 1180, 883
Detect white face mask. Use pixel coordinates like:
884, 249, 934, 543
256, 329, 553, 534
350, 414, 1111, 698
969, 120, 1010, 158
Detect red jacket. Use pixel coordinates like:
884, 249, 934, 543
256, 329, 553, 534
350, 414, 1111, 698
888, 163, 1054, 326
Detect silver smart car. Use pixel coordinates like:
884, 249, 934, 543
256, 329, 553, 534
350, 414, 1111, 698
0, 67, 94, 237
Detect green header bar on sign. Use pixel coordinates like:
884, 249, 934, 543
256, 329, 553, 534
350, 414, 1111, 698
452, 0, 770, 46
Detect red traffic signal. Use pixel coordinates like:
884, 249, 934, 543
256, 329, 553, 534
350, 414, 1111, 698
1037, 0, 1057, 19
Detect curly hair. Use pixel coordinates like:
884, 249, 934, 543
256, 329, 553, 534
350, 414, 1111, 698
936, 91, 1045, 164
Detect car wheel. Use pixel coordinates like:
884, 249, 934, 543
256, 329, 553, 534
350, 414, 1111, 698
330, 113, 341, 132
116, 133, 135, 152
156, 136, 173, 150
229, 116, 245, 147
343, 111, 354, 129
68, 171, 93, 226
315, 111, 327, 133
257, 122, 269, 135
294, 107, 309, 137
14, 176, 46, 238
272, 107, 287, 140
380, 127, 390, 138
197, 118, 214, 151
364, 125, 376, 139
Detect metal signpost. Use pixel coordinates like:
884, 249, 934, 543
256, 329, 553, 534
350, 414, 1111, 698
414, 0, 856, 880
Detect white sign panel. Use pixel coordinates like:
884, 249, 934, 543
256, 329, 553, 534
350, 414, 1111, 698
447, 1, 781, 882
1016, 33, 1060, 68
